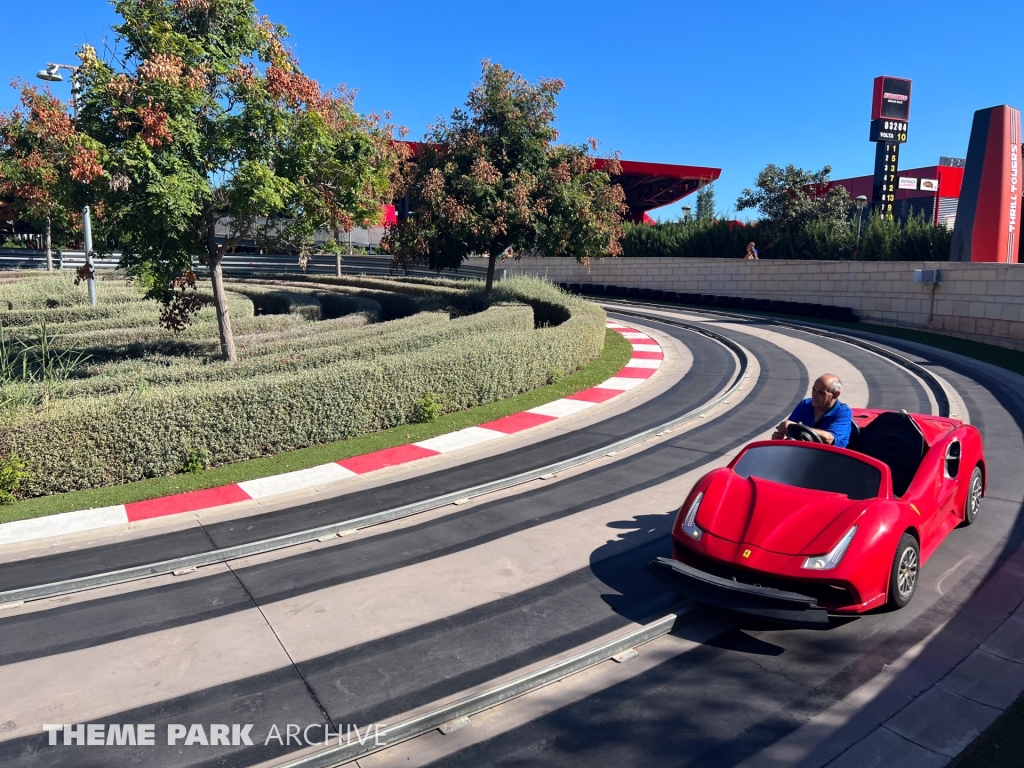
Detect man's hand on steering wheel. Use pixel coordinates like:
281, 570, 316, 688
787, 423, 827, 443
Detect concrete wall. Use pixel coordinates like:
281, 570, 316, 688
489, 257, 1024, 352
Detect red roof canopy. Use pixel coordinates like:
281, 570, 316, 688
400, 142, 720, 222
597, 159, 721, 221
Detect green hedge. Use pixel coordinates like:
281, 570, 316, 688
224, 285, 323, 321
619, 212, 954, 261
1, 275, 605, 497
232, 276, 451, 320
60, 307, 532, 396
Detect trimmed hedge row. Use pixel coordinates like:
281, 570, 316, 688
229, 277, 446, 321
1, 272, 142, 311
62, 307, 533, 396
225, 285, 324, 322
1, 275, 605, 497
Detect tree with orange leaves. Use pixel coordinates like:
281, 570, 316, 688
382, 61, 626, 300
74, 0, 400, 361
0, 83, 105, 270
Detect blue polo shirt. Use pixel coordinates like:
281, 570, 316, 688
788, 398, 853, 448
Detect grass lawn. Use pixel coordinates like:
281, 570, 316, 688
0, 327, 632, 523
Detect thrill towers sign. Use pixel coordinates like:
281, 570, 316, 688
950, 105, 1021, 263
870, 76, 911, 219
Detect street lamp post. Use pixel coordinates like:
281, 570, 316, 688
37, 62, 96, 306
681, 205, 692, 222
855, 195, 868, 242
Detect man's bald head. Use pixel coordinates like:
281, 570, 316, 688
817, 374, 842, 395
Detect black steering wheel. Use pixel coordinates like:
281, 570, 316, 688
787, 423, 826, 443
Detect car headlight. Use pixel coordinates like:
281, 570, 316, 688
680, 492, 704, 541
802, 526, 857, 570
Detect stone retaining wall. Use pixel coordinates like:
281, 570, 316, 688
484, 257, 1024, 352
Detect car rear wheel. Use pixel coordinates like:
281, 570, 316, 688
888, 532, 919, 609
963, 466, 983, 526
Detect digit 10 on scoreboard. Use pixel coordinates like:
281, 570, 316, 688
872, 141, 900, 220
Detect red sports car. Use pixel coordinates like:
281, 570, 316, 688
645, 409, 986, 627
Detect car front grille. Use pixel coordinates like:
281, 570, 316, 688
672, 542, 858, 607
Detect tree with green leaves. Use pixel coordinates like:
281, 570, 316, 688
735, 164, 852, 257
694, 182, 715, 221
75, 0, 400, 361
0, 83, 105, 270
382, 61, 626, 299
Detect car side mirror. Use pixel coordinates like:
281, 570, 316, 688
945, 441, 961, 479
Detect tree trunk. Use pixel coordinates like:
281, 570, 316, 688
45, 217, 52, 272
206, 232, 237, 362
484, 252, 498, 305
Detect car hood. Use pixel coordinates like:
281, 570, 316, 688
695, 470, 868, 556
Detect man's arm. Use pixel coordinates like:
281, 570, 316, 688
810, 427, 835, 444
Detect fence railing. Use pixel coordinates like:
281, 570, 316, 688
0, 250, 493, 281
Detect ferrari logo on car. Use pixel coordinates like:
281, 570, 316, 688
742, 549, 751, 559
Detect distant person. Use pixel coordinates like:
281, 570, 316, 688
744, 242, 759, 260
772, 374, 853, 448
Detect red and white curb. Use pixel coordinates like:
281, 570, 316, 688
0, 320, 663, 547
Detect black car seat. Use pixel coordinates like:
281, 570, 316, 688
856, 411, 928, 497
846, 418, 862, 452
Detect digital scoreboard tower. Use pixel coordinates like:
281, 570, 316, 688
870, 76, 911, 219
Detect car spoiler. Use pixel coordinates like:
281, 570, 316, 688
644, 557, 830, 628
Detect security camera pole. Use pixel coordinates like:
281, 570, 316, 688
37, 62, 96, 305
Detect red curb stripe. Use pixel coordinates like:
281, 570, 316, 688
615, 367, 657, 379
126, 484, 252, 522
629, 338, 655, 345
338, 444, 440, 474
613, 327, 640, 334
567, 387, 626, 403
479, 412, 558, 434
630, 351, 664, 360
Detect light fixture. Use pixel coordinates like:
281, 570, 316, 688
802, 526, 857, 570
36, 64, 63, 82
680, 492, 704, 541
855, 195, 868, 241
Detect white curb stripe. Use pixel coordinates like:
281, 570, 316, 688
415, 427, 507, 454
238, 463, 357, 499
527, 399, 597, 418
630, 343, 662, 353
605, 322, 628, 329
625, 358, 662, 369
620, 332, 653, 340
599, 376, 647, 391
0, 505, 129, 546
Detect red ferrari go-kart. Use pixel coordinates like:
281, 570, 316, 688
645, 409, 985, 627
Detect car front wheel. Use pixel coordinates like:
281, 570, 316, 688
888, 532, 919, 609
963, 466, 983, 526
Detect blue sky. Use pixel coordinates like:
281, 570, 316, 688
2, 0, 1019, 221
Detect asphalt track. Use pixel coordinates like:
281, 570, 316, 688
1, 305, 1015, 768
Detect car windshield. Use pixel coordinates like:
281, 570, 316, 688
733, 444, 882, 500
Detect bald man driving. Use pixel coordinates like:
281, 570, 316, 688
772, 373, 853, 448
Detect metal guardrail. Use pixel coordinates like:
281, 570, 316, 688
0, 249, 492, 281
